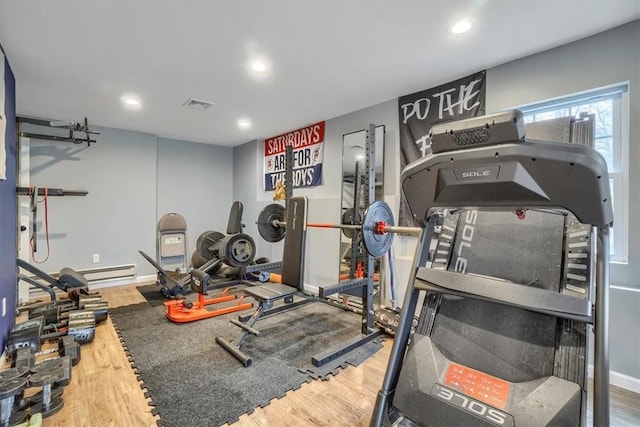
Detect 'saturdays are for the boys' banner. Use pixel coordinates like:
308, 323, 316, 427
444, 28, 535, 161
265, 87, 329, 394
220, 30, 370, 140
263, 121, 325, 191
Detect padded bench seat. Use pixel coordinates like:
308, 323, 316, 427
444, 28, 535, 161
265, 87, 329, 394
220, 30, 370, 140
59, 267, 90, 288
244, 283, 297, 301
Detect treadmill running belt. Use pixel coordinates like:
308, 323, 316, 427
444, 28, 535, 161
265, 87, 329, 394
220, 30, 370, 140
431, 209, 566, 381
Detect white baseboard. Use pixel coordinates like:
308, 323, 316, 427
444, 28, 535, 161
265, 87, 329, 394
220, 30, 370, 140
88, 274, 157, 290
588, 365, 640, 394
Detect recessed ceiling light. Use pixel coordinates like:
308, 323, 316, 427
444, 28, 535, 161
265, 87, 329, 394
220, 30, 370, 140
238, 118, 251, 129
451, 19, 472, 34
355, 154, 364, 160
120, 94, 142, 110
250, 60, 267, 72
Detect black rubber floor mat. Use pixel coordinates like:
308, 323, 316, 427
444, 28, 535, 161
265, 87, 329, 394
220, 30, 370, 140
110, 298, 376, 426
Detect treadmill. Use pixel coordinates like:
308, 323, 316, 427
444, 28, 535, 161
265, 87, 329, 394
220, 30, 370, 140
371, 111, 612, 427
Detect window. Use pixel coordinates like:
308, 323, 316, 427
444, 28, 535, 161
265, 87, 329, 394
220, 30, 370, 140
518, 84, 629, 263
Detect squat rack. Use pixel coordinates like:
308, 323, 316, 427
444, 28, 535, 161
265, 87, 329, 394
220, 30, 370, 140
280, 123, 384, 366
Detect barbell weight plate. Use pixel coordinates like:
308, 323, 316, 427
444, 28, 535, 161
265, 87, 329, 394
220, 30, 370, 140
196, 231, 225, 260
219, 233, 256, 267
257, 204, 286, 243
341, 208, 356, 239
191, 250, 222, 274
362, 200, 395, 257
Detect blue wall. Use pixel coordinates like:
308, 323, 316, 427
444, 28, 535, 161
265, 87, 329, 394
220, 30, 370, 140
0, 46, 17, 349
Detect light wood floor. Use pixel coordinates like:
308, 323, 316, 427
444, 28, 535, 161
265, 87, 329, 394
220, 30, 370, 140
29, 283, 639, 427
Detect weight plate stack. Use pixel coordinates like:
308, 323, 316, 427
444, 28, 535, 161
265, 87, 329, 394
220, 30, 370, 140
219, 233, 256, 267
196, 231, 225, 260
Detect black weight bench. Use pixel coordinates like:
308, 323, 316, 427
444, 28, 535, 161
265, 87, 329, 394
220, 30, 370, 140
216, 197, 308, 367
58, 267, 90, 289
18, 259, 90, 302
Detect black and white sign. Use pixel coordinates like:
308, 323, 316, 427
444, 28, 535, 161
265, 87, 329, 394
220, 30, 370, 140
398, 71, 486, 225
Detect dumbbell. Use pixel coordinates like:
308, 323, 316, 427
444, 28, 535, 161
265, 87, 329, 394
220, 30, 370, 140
8, 315, 94, 357
13, 337, 80, 370
28, 368, 64, 418
42, 310, 97, 344
29, 299, 108, 325
0, 377, 28, 427
0, 368, 30, 414
31, 357, 72, 388
11, 313, 95, 348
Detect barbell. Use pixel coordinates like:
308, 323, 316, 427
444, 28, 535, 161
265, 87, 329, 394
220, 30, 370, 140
256, 201, 422, 257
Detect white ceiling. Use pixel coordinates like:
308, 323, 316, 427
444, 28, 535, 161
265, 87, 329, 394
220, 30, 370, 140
1, 1, 638, 147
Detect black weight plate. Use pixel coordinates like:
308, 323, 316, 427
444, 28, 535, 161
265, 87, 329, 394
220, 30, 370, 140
0, 366, 29, 382
220, 233, 256, 267
362, 201, 395, 257
191, 250, 208, 269
31, 397, 64, 418
30, 358, 64, 374
257, 204, 286, 243
341, 208, 356, 239
0, 377, 27, 399
29, 369, 64, 387
196, 231, 225, 260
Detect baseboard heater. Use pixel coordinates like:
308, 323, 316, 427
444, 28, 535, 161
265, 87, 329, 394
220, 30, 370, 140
25, 263, 138, 284
65, 264, 138, 283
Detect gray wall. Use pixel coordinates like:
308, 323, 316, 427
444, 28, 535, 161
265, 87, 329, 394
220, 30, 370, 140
233, 20, 640, 382
29, 127, 157, 275
29, 128, 234, 278
157, 137, 234, 261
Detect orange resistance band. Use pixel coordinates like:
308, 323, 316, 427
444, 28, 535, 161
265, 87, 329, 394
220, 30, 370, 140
30, 187, 51, 264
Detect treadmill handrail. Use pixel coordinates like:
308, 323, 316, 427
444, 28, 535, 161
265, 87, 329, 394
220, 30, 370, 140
415, 268, 593, 323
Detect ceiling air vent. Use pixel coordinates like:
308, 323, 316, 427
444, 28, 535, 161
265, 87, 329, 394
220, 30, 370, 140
183, 98, 214, 110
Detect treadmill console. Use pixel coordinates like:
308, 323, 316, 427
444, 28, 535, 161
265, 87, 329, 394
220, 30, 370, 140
430, 110, 525, 153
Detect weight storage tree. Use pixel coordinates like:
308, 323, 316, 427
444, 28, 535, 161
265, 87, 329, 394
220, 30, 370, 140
371, 111, 613, 427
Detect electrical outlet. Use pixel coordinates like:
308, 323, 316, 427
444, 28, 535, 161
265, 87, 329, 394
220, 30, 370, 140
92, 254, 100, 264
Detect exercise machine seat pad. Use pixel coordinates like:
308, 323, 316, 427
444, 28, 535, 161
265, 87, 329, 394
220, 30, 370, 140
226, 201, 244, 234
59, 268, 90, 288
244, 283, 297, 301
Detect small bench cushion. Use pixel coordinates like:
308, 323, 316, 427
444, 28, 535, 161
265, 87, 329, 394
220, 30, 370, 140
59, 268, 90, 289
244, 283, 297, 302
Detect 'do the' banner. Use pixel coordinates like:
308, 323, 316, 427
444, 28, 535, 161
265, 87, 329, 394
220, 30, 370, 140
398, 70, 486, 225
263, 121, 325, 191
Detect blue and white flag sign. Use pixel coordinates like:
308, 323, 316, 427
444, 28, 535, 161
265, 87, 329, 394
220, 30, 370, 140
263, 121, 325, 191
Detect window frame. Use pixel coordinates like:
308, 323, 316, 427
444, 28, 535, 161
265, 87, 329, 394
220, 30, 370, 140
515, 84, 629, 264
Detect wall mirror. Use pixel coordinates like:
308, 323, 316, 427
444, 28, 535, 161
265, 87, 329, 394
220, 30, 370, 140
340, 125, 385, 280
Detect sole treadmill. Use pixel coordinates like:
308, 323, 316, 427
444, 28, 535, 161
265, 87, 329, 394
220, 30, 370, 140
371, 111, 612, 427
